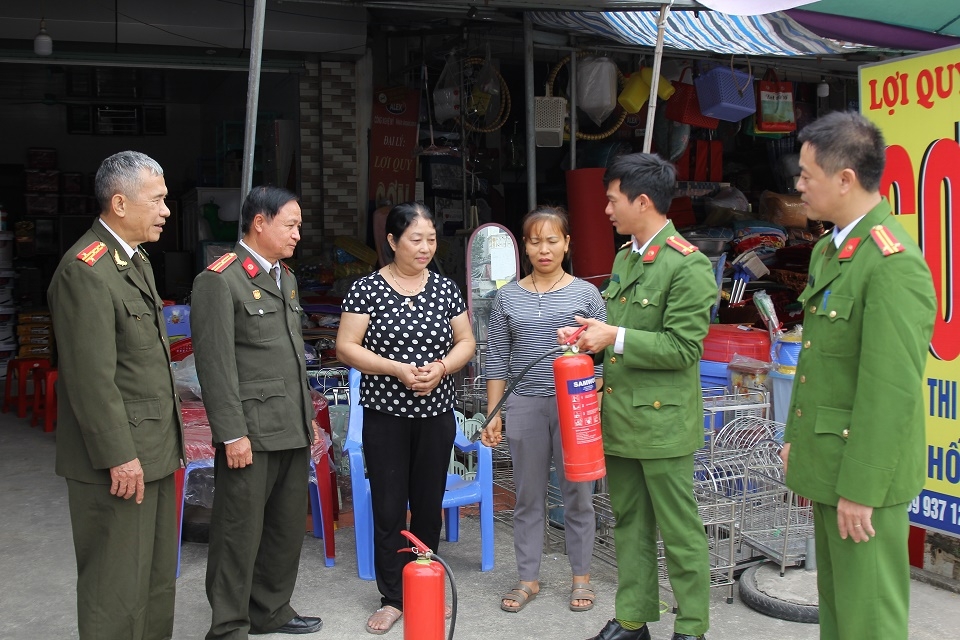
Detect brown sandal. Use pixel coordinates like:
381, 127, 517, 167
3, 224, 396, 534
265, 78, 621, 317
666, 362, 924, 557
366, 606, 402, 635
570, 582, 595, 612
500, 582, 538, 612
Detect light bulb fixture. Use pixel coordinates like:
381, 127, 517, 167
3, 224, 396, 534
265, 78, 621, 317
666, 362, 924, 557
34, 18, 53, 56
817, 77, 830, 98
466, 6, 479, 19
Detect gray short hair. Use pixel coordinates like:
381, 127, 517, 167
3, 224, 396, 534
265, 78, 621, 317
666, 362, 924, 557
95, 151, 164, 212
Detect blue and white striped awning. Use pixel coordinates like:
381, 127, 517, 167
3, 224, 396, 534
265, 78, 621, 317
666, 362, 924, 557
529, 10, 847, 56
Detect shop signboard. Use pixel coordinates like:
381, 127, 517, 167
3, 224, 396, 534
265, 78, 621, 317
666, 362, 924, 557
861, 44, 960, 537
368, 86, 420, 207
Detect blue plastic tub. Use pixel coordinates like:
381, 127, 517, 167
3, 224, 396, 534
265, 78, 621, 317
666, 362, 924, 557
767, 370, 795, 425
700, 360, 728, 434
700, 359, 729, 390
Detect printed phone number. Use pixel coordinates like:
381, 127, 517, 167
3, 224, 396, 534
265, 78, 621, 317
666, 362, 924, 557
908, 490, 960, 535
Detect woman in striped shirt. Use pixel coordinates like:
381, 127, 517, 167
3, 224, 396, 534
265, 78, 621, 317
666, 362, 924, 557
481, 206, 606, 614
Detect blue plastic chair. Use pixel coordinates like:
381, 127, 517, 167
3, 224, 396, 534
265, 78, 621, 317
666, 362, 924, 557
343, 368, 495, 581
163, 305, 192, 342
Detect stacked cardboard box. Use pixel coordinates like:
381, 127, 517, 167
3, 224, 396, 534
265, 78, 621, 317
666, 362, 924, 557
16, 312, 53, 359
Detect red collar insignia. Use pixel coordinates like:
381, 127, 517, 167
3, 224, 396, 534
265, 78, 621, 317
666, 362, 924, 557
642, 246, 660, 263
837, 237, 862, 260
242, 257, 260, 278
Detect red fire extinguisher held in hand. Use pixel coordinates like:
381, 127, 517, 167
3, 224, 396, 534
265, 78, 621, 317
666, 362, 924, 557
470, 324, 606, 482
400, 530, 457, 640
553, 328, 607, 482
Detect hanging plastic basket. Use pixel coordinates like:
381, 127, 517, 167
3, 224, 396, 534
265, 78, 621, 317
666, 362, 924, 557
695, 60, 756, 122
665, 67, 719, 130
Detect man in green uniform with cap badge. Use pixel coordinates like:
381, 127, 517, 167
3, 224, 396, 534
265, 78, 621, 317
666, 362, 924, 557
782, 111, 936, 640
564, 153, 716, 640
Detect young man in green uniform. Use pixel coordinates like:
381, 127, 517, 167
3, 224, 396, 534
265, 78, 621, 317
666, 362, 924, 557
565, 153, 716, 640
781, 111, 936, 639
49, 151, 184, 640
191, 186, 322, 638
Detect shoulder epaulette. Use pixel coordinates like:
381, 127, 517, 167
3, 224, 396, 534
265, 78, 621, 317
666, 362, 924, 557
280, 260, 294, 275
869, 225, 905, 257
77, 241, 108, 266
206, 253, 238, 273
665, 235, 699, 256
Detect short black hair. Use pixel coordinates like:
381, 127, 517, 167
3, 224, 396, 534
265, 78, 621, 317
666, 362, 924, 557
241, 186, 299, 234
383, 202, 435, 260
603, 153, 676, 214
797, 111, 886, 192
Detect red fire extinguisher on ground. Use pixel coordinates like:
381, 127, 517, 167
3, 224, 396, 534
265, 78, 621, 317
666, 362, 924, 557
400, 530, 457, 640
553, 337, 607, 482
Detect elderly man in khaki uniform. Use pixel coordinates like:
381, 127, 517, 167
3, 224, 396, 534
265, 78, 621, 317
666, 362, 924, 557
191, 186, 322, 639
49, 150, 184, 640
782, 111, 936, 640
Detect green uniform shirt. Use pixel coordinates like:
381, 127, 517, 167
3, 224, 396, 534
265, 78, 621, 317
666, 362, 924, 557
599, 222, 717, 459
784, 199, 936, 507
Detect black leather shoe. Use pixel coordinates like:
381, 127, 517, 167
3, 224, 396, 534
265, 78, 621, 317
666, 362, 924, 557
251, 615, 323, 635
671, 634, 706, 640
587, 619, 651, 640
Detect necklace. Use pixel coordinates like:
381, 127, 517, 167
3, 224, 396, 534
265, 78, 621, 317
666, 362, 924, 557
388, 264, 426, 310
530, 272, 566, 317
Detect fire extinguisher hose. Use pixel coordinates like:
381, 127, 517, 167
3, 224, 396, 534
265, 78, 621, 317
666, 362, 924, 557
469, 325, 588, 442
431, 551, 457, 640
468, 345, 563, 442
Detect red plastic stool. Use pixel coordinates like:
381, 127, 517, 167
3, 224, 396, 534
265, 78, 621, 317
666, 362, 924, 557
307, 400, 337, 567
31, 368, 58, 432
3, 358, 51, 418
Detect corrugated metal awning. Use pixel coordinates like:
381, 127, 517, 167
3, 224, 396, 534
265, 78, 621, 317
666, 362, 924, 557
529, 10, 849, 56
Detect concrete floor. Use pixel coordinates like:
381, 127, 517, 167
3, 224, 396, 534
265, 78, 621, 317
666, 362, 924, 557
3, 414, 960, 640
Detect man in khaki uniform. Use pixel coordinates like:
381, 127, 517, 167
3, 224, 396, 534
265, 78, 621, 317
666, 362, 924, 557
782, 111, 936, 639
49, 151, 184, 640
567, 154, 715, 640
191, 186, 322, 638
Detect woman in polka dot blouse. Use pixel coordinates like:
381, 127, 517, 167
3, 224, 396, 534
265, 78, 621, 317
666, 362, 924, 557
337, 202, 475, 635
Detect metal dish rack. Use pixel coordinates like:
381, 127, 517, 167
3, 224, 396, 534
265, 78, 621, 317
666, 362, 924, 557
491, 439, 518, 525
660, 487, 739, 603
482, 383, 807, 597
738, 439, 814, 575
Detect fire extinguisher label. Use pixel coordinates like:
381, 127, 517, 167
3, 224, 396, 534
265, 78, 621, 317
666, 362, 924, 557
566, 377, 596, 393
565, 376, 602, 444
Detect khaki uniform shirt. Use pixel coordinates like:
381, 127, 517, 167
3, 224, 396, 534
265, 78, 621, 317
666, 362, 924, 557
48, 223, 183, 483
190, 245, 313, 450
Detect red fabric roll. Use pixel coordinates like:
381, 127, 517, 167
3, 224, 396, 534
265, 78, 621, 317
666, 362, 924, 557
566, 168, 615, 287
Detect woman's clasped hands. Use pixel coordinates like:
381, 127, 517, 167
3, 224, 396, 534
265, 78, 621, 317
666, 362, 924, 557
397, 361, 445, 396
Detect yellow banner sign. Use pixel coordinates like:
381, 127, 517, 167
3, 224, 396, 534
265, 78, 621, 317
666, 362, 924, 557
861, 45, 960, 535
